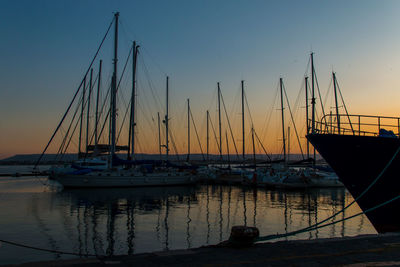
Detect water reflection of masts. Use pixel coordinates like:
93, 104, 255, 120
284, 193, 288, 238
341, 191, 345, 237
156, 201, 162, 243
77, 205, 83, 255
253, 188, 257, 227
92, 206, 104, 256
313, 193, 319, 238
164, 197, 170, 250
206, 185, 210, 244
243, 187, 247, 226
127, 202, 136, 255
219, 185, 223, 242
307, 194, 312, 239
106, 203, 117, 256
226, 186, 232, 233
186, 195, 192, 248
84, 206, 90, 256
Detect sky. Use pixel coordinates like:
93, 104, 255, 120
1, 0, 400, 159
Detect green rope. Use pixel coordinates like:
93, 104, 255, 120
256, 141, 400, 242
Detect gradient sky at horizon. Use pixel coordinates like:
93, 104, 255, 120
2, 0, 400, 159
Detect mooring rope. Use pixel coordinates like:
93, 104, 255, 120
256, 141, 400, 242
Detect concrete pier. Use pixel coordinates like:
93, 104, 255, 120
3, 233, 400, 266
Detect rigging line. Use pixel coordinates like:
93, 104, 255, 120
136, 81, 161, 134
116, 98, 131, 144
314, 68, 327, 125
261, 81, 279, 144
168, 128, 180, 160
141, 45, 168, 77
335, 77, 355, 134
258, 141, 400, 241
61, 110, 83, 158
323, 75, 333, 112
137, 102, 157, 135
290, 78, 305, 126
189, 108, 205, 160
254, 130, 271, 161
140, 56, 163, 112
244, 90, 254, 126
95, 51, 132, 145
220, 91, 240, 160
34, 17, 114, 169
115, 45, 134, 108
81, 74, 101, 150
282, 83, 305, 159
209, 114, 220, 156
57, 96, 83, 157
62, 81, 93, 158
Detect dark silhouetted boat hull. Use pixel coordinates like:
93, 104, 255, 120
307, 133, 400, 233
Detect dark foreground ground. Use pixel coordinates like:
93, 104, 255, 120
4, 233, 400, 267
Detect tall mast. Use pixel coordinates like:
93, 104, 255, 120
165, 76, 169, 160
251, 126, 256, 170
225, 131, 230, 168
206, 110, 209, 162
305, 76, 309, 159
311, 52, 316, 134
241, 80, 245, 161
158, 112, 161, 160
287, 126, 290, 162
79, 75, 86, 157
95, 60, 102, 146
128, 41, 139, 159
280, 78, 286, 162
86, 68, 93, 154
187, 98, 190, 161
311, 53, 316, 164
110, 11, 119, 165
333, 72, 340, 134
217, 82, 222, 161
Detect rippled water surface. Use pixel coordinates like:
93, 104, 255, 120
0, 166, 376, 265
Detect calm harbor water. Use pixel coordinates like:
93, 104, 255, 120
0, 165, 376, 265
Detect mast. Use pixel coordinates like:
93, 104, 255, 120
217, 82, 222, 161
206, 110, 209, 162
305, 76, 309, 159
311, 53, 316, 164
78, 75, 86, 157
251, 126, 256, 170
241, 80, 245, 161
165, 76, 169, 160
110, 12, 119, 165
287, 126, 290, 162
187, 98, 190, 161
280, 78, 286, 162
128, 41, 139, 159
333, 72, 340, 134
95, 60, 102, 146
86, 68, 93, 154
311, 52, 316, 134
158, 112, 161, 160
225, 131, 230, 168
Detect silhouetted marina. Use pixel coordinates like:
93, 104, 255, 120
0, 171, 375, 265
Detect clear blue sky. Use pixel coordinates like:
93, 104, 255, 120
1, 0, 400, 158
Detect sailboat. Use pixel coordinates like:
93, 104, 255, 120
254, 76, 342, 188
43, 13, 199, 188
